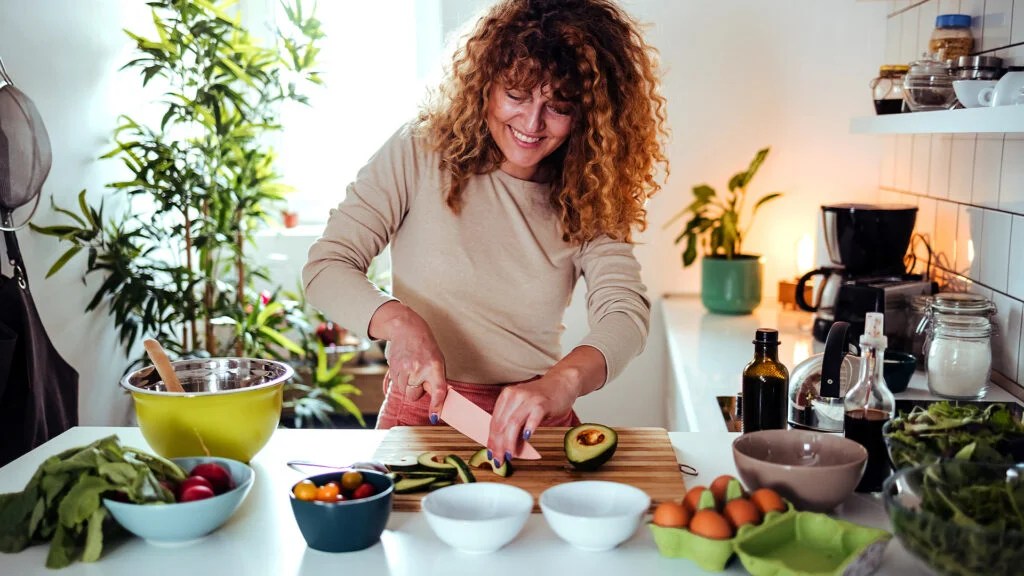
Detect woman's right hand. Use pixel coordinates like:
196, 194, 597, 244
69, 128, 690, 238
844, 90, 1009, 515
368, 301, 448, 422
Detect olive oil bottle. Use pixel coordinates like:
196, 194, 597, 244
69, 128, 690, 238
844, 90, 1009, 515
742, 329, 790, 433
843, 312, 895, 493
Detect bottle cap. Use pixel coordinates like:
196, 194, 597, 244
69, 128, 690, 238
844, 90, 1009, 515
753, 329, 780, 345
860, 312, 887, 348
936, 14, 971, 29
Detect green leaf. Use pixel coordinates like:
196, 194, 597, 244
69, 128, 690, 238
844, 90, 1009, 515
45, 246, 83, 279
727, 171, 746, 193
751, 192, 783, 214
81, 507, 106, 563
57, 476, 113, 528
258, 325, 304, 356
330, 392, 367, 427
742, 147, 771, 188
682, 233, 698, 267
44, 523, 75, 569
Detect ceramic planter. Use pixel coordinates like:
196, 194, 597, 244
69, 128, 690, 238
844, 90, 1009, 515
701, 255, 763, 315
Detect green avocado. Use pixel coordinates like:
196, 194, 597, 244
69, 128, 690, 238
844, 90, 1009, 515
468, 448, 511, 477
564, 423, 618, 471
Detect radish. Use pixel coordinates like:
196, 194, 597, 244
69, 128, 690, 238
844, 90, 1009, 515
177, 475, 214, 499
180, 484, 215, 502
189, 462, 233, 494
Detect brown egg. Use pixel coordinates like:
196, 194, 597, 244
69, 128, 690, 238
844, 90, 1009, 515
689, 509, 734, 540
709, 474, 739, 507
723, 497, 762, 529
652, 501, 691, 528
683, 486, 707, 512
750, 488, 786, 515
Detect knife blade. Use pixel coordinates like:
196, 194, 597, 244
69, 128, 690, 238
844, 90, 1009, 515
439, 389, 542, 460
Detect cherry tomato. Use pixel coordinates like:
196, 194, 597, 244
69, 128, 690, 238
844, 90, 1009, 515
340, 471, 364, 491
352, 483, 376, 500
293, 480, 317, 501
316, 482, 340, 502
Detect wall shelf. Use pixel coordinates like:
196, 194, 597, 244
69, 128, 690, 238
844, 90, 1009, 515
850, 106, 1024, 134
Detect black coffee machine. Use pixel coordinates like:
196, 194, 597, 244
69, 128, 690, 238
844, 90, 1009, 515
796, 203, 934, 350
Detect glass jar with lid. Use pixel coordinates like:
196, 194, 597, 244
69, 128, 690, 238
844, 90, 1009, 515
870, 65, 909, 115
917, 292, 997, 399
903, 53, 957, 111
906, 294, 932, 368
929, 14, 973, 63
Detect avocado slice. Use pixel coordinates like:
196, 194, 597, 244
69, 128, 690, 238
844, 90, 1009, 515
394, 476, 438, 494
564, 423, 618, 471
444, 454, 476, 483
417, 451, 456, 470
468, 448, 512, 477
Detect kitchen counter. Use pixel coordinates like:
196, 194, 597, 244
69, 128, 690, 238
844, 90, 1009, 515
0, 426, 932, 575
661, 295, 1019, 432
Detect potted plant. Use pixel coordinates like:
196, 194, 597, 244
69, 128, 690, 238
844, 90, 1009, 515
664, 147, 783, 314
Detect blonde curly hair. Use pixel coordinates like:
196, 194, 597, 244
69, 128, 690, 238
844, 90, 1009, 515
417, 0, 669, 243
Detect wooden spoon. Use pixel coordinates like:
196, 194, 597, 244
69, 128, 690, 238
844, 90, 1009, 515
143, 338, 185, 393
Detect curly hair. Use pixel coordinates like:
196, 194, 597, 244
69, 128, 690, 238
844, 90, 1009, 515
417, 0, 669, 243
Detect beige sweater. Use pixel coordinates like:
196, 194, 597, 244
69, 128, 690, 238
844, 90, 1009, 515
302, 125, 650, 385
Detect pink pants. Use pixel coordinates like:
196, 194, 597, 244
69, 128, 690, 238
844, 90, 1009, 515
375, 370, 581, 429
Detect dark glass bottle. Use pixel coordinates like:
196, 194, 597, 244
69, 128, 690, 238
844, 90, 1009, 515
844, 312, 895, 493
742, 329, 789, 433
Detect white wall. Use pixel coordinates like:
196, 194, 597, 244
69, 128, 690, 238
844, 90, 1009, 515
2, 0, 889, 428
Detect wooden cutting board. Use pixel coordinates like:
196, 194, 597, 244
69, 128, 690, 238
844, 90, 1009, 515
372, 426, 686, 512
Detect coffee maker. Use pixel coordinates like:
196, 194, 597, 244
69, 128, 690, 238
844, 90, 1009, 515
796, 203, 934, 351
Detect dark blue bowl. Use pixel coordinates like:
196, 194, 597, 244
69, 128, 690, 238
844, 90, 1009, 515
883, 351, 917, 394
289, 469, 394, 552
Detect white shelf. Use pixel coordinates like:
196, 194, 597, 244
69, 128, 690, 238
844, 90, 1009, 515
850, 105, 1024, 134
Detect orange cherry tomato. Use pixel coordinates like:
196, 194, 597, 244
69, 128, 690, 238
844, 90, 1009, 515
316, 482, 340, 502
293, 480, 317, 501
341, 471, 364, 491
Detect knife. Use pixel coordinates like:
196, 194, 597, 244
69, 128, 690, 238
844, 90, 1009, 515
439, 389, 542, 460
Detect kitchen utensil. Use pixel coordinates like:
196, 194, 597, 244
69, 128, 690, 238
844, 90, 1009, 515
142, 338, 185, 393
439, 388, 541, 460
0, 57, 52, 231
289, 469, 394, 553
539, 480, 650, 551
372, 426, 683, 512
953, 79, 998, 107
732, 429, 868, 513
121, 357, 293, 462
788, 321, 853, 433
952, 55, 1004, 80
286, 460, 388, 474
102, 456, 254, 545
978, 71, 1024, 106
421, 482, 533, 553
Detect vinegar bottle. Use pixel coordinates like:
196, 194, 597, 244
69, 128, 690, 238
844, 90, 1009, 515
843, 312, 895, 492
741, 329, 789, 433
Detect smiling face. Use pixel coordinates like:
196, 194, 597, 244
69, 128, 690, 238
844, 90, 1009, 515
485, 81, 574, 182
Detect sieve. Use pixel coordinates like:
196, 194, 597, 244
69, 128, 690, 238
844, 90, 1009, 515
0, 57, 52, 231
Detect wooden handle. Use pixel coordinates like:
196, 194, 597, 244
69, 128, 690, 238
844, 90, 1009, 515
143, 338, 185, 393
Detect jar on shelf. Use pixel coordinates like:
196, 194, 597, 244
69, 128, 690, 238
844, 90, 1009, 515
929, 14, 973, 63
952, 55, 1003, 80
870, 65, 910, 115
903, 53, 957, 111
906, 294, 932, 369
917, 292, 997, 400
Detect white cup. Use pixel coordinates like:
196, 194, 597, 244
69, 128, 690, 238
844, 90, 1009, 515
978, 71, 1024, 106
953, 79, 998, 108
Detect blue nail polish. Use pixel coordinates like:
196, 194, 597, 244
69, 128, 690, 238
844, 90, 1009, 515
486, 450, 493, 460
493, 458, 501, 468
429, 413, 439, 425
523, 429, 532, 440
504, 451, 512, 463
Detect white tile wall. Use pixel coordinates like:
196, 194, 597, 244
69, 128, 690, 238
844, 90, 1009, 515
884, 0, 1024, 388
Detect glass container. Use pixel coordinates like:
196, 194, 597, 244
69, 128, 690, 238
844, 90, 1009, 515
924, 315, 993, 400
929, 14, 973, 63
870, 65, 910, 115
903, 53, 957, 111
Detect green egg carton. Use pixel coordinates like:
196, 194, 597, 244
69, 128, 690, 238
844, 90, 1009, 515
732, 511, 892, 576
649, 505, 794, 572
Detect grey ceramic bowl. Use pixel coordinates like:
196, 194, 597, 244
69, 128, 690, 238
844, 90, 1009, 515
290, 470, 394, 552
733, 429, 868, 512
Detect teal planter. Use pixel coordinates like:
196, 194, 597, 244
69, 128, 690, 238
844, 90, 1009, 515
701, 255, 763, 315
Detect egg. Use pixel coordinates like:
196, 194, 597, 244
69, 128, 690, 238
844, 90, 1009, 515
723, 497, 762, 529
688, 509, 733, 540
652, 501, 691, 528
750, 488, 786, 515
709, 474, 739, 507
683, 486, 707, 512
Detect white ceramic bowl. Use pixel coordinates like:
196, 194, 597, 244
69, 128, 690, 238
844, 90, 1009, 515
103, 456, 254, 545
539, 481, 650, 551
421, 483, 533, 554
953, 79, 997, 108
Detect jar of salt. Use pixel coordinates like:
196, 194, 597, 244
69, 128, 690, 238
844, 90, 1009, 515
922, 294, 995, 399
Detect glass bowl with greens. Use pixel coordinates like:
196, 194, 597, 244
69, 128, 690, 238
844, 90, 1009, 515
883, 401, 1024, 470
883, 460, 1024, 576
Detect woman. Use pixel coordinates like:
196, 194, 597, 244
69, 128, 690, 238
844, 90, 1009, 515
303, 0, 668, 467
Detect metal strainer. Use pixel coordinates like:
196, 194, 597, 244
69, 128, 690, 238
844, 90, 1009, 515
0, 57, 52, 231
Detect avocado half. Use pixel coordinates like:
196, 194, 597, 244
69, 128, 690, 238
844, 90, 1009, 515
564, 423, 618, 471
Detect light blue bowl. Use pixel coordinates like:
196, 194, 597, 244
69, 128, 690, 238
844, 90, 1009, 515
103, 456, 254, 545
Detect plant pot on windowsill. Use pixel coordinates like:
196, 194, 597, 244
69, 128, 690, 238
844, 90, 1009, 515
701, 254, 764, 315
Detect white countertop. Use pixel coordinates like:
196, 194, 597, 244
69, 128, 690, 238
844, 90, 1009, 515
661, 296, 1019, 432
0, 427, 932, 575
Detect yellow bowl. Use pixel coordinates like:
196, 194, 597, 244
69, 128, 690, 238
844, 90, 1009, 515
121, 358, 293, 462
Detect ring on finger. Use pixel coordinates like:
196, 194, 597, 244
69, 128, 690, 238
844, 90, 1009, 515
406, 381, 424, 388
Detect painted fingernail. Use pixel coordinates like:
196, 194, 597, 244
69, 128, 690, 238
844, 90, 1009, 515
504, 451, 512, 463
429, 413, 439, 425
486, 450, 493, 460
493, 458, 501, 468
523, 429, 532, 440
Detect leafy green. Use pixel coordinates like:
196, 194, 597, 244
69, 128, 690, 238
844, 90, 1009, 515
0, 435, 185, 569
884, 401, 1024, 470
